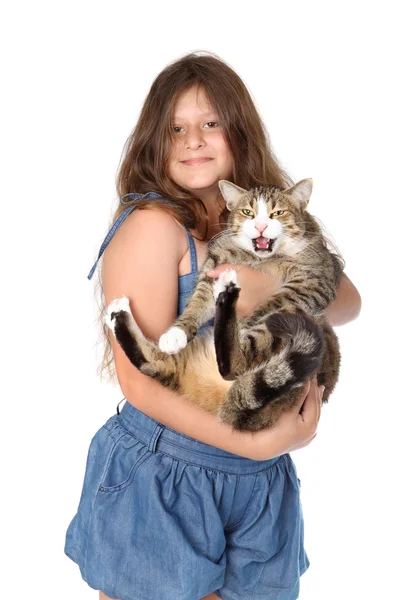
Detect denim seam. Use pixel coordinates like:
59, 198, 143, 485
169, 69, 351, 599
82, 437, 117, 581
117, 416, 153, 442
99, 451, 153, 493
118, 414, 231, 460
103, 421, 129, 443
117, 415, 286, 476
120, 410, 224, 446
100, 419, 154, 492
224, 472, 258, 532
147, 444, 285, 477
252, 459, 302, 596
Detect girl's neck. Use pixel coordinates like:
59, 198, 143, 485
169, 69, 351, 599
197, 192, 224, 240
207, 221, 222, 240
205, 204, 223, 241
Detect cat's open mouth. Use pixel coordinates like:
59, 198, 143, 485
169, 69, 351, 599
253, 236, 275, 252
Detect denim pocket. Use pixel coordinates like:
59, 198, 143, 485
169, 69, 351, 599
98, 417, 152, 493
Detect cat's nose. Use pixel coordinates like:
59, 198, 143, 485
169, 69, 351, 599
255, 221, 268, 233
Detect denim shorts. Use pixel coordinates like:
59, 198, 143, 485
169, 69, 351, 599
65, 401, 310, 600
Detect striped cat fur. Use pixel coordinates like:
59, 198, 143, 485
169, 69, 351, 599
106, 178, 342, 431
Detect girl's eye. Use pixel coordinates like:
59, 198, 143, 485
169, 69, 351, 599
172, 122, 219, 133
242, 209, 255, 217
271, 210, 285, 217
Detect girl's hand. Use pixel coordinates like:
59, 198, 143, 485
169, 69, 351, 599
207, 263, 281, 318
254, 377, 324, 460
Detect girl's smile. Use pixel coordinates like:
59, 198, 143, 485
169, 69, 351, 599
180, 157, 214, 166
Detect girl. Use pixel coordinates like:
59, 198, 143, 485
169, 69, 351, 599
65, 52, 361, 600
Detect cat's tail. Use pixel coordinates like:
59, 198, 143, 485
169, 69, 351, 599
219, 311, 325, 431
266, 311, 325, 385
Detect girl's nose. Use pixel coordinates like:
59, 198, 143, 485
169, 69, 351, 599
185, 128, 205, 150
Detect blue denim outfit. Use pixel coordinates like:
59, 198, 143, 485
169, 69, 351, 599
65, 193, 310, 600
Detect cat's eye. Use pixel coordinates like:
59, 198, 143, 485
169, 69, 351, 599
271, 210, 286, 217
242, 209, 255, 218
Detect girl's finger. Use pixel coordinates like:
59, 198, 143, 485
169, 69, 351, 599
319, 385, 325, 403
318, 384, 325, 418
297, 378, 317, 421
315, 380, 321, 421
206, 269, 221, 278
296, 379, 311, 408
312, 378, 322, 421
206, 264, 234, 278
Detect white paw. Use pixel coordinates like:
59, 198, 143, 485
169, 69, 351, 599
159, 327, 187, 354
213, 269, 240, 301
105, 296, 131, 331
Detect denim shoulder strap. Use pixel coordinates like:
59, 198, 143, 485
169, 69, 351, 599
183, 228, 198, 274
87, 192, 175, 280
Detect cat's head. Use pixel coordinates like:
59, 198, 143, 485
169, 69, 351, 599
218, 179, 313, 257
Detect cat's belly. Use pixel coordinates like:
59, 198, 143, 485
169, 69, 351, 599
180, 329, 232, 413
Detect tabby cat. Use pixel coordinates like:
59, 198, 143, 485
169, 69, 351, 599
106, 178, 342, 432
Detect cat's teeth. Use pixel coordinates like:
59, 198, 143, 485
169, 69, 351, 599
159, 327, 188, 354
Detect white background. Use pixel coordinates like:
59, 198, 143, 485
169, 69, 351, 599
1, 1, 399, 598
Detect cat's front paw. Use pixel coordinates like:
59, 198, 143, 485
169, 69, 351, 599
158, 327, 187, 354
213, 269, 240, 301
105, 296, 131, 333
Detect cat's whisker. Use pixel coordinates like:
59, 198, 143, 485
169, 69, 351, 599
209, 230, 238, 243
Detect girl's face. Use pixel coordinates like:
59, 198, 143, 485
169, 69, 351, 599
167, 86, 234, 204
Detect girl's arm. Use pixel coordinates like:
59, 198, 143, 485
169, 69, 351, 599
323, 272, 361, 326
102, 209, 321, 461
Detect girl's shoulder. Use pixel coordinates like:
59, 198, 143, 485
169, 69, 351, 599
102, 206, 188, 274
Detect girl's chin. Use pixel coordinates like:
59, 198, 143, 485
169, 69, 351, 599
180, 179, 221, 193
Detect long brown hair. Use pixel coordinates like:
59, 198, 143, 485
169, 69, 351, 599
97, 51, 293, 380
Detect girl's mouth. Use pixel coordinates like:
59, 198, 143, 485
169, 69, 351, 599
181, 158, 213, 166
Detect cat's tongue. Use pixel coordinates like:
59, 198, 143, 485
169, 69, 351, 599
256, 236, 269, 249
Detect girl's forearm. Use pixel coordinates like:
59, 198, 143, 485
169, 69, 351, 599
324, 273, 361, 326
121, 373, 276, 461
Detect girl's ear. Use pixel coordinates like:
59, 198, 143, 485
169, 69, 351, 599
219, 180, 248, 211
283, 178, 313, 210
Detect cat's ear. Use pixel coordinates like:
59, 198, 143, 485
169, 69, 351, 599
219, 180, 248, 211
283, 178, 313, 210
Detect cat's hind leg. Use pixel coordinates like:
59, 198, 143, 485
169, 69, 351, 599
106, 297, 149, 369
213, 270, 272, 379
218, 312, 325, 431
106, 297, 179, 390
213, 270, 248, 379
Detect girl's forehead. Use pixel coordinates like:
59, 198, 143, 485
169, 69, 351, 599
173, 86, 216, 118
